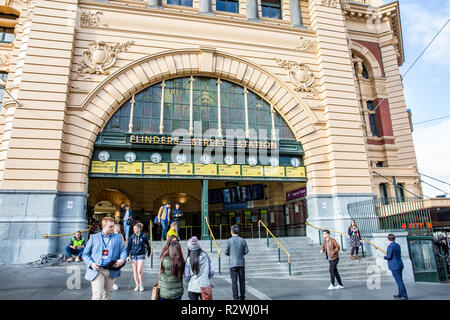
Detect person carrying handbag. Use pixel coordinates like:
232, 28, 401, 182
348, 220, 362, 260
184, 236, 214, 300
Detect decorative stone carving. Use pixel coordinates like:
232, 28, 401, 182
352, 56, 364, 78
319, 0, 338, 8
80, 11, 108, 27
296, 37, 318, 54
77, 41, 135, 78
0, 53, 11, 66
275, 58, 317, 97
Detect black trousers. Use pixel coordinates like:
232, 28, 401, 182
329, 258, 343, 286
351, 246, 359, 256
188, 291, 202, 300
230, 267, 245, 300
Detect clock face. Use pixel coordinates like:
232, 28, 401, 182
124, 152, 136, 163
201, 154, 212, 165
151, 153, 162, 164
176, 153, 187, 164
247, 156, 258, 167
290, 157, 301, 168
98, 151, 110, 162
224, 155, 234, 166
269, 157, 279, 167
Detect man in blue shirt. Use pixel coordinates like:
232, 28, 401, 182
83, 217, 127, 300
384, 233, 408, 300
157, 202, 171, 241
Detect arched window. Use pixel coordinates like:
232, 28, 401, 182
103, 77, 296, 141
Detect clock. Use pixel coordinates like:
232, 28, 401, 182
224, 155, 234, 166
269, 157, 279, 167
290, 157, 301, 168
151, 153, 162, 164
201, 154, 212, 165
124, 152, 136, 163
98, 151, 110, 162
247, 156, 258, 167
176, 153, 187, 164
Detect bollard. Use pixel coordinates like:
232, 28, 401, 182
340, 234, 344, 252
258, 223, 261, 239
278, 245, 281, 263
361, 241, 365, 257
266, 231, 269, 248
289, 260, 292, 277
219, 255, 221, 276
319, 229, 322, 246
210, 237, 213, 253
151, 253, 153, 269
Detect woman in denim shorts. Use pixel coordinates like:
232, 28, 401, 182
126, 222, 150, 292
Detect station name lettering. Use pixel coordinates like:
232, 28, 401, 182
129, 135, 278, 149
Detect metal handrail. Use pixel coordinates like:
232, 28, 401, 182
204, 217, 221, 275
305, 221, 387, 255
258, 220, 291, 276
149, 219, 154, 269
43, 225, 92, 239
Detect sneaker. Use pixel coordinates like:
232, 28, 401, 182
335, 285, 344, 290
67, 257, 74, 262
139, 285, 144, 292
112, 284, 119, 291
75, 256, 80, 262
350, 256, 354, 260
327, 284, 336, 290
134, 286, 139, 292
355, 256, 360, 260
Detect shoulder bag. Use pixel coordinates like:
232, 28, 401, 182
151, 267, 161, 300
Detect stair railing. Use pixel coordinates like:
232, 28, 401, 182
258, 220, 291, 276
204, 217, 221, 275
305, 221, 387, 255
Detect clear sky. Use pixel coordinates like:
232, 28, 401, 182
397, 0, 450, 197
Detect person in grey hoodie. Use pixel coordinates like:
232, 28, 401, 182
184, 236, 215, 300
225, 225, 249, 300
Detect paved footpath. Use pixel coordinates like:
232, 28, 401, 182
0, 263, 448, 300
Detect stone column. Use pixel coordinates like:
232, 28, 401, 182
199, 0, 213, 14
289, 0, 303, 27
246, 0, 260, 21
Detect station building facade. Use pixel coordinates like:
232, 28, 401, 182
0, 0, 422, 263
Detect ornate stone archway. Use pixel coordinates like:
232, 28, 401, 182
62, 48, 322, 193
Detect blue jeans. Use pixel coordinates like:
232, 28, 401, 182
124, 220, 131, 240
65, 246, 84, 258
161, 220, 169, 241
391, 270, 408, 298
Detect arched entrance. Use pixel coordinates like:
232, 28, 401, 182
87, 75, 307, 240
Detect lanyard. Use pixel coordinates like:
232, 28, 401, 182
102, 233, 112, 248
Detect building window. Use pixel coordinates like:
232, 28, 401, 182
379, 183, 388, 205
0, 27, 14, 43
103, 77, 296, 141
396, 183, 405, 203
367, 100, 379, 137
376, 161, 384, 167
0, 72, 8, 103
261, 0, 282, 19
216, 0, 238, 13
167, 0, 193, 6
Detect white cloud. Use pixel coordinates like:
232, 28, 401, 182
400, 0, 450, 68
412, 118, 450, 198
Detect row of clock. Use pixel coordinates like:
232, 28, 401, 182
97, 151, 302, 168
